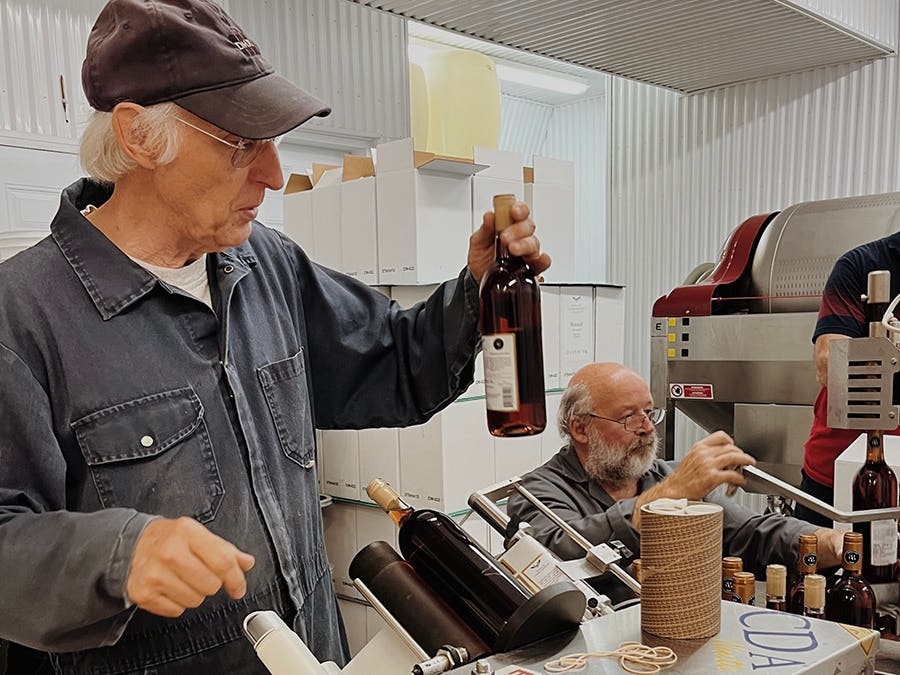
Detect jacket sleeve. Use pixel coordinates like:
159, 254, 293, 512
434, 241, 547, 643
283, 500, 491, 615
0, 343, 155, 651
505, 472, 642, 562
708, 490, 817, 576
282, 234, 481, 428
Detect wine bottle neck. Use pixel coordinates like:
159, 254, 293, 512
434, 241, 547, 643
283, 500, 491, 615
866, 431, 885, 463
495, 233, 512, 261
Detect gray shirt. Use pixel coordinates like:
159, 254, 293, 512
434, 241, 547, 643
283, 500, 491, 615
506, 446, 817, 599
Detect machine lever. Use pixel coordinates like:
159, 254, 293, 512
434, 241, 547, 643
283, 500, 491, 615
743, 465, 900, 523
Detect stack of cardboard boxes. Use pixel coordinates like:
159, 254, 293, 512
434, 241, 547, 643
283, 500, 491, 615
282, 139, 625, 654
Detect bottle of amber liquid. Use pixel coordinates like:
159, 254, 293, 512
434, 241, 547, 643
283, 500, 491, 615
479, 194, 546, 437
854, 270, 899, 583
765, 564, 787, 611
732, 572, 756, 605
721, 557, 743, 601
825, 532, 877, 629
367, 479, 532, 646
802, 574, 826, 619
788, 534, 818, 614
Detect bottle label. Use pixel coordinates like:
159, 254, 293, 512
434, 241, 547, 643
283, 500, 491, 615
482, 334, 519, 412
870, 518, 899, 566
802, 552, 817, 569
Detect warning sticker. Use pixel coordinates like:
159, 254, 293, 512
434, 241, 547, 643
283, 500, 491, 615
670, 383, 714, 399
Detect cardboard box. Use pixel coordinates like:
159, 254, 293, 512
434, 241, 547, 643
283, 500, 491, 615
375, 138, 485, 285
323, 502, 358, 599
398, 399, 494, 513
524, 157, 575, 283
559, 287, 595, 386
541, 285, 561, 390
594, 285, 626, 363
321, 429, 360, 501
471, 147, 524, 232
495, 435, 542, 486
389, 284, 439, 309
357, 428, 400, 505
541, 393, 565, 464
340, 155, 378, 285
282, 164, 342, 270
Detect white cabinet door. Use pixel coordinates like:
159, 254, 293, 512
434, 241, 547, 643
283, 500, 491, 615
0, 147, 82, 233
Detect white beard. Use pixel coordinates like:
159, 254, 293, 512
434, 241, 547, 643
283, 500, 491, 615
582, 428, 659, 489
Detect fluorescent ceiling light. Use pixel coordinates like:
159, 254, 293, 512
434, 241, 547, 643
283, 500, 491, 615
495, 63, 589, 95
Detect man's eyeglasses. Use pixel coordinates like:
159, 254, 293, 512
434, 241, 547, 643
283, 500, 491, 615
175, 117, 280, 168
586, 408, 666, 432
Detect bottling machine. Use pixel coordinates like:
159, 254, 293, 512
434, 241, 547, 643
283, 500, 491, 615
651, 191, 900, 485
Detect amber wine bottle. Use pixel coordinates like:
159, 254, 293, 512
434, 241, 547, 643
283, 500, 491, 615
825, 532, 877, 629
765, 564, 787, 612
721, 557, 743, 601
732, 572, 756, 605
367, 479, 532, 646
478, 194, 546, 437
853, 270, 899, 582
788, 534, 817, 615
852, 431, 898, 583
802, 574, 826, 619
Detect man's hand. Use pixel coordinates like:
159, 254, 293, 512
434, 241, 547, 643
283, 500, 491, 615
813, 527, 844, 569
632, 432, 756, 530
467, 202, 551, 284
126, 517, 255, 618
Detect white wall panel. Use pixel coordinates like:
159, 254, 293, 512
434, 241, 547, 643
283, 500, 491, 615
501, 93, 606, 282
787, 0, 898, 46
227, 0, 409, 142
608, 48, 900, 455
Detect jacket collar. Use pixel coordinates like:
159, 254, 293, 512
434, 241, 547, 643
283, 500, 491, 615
51, 179, 257, 320
555, 444, 666, 508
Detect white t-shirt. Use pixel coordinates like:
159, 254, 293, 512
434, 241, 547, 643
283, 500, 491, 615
81, 205, 212, 309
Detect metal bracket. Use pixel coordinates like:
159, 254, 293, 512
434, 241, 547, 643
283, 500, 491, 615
828, 336, 900, 430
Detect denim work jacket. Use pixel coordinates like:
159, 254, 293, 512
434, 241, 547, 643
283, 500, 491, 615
0, 179, 480, 674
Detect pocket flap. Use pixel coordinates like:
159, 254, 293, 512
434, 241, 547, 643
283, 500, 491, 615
72, 387, 205, 466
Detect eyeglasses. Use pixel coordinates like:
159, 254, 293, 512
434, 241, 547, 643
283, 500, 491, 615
586, 408, 666, 432
175, 117, 280, 168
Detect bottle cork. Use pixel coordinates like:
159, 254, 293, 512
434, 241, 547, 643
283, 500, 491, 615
366, 478, 402, 512
766, 564, 787, 596
493, 194, 515, 233
804, 573, 826, 609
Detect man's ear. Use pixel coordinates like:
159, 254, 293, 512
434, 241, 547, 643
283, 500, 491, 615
569, 415, 590, 445
110, 102, 166, 170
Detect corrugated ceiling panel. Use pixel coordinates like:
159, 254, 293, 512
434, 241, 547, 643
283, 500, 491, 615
608, 55, 900, 390
786, 0, 897, 46
226, 0, 409, 141
353, 0, 893, 93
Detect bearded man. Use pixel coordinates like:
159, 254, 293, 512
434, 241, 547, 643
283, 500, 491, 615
505, 362, 843, 601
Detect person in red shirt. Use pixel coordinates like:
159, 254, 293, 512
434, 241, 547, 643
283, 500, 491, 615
797, 233, 900, 526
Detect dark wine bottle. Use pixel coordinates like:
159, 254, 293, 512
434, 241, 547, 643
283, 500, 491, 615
825, 532, 877, 629
788, 534, 818, 615
479, 193, 546, 437
765, 564, 787, 612
852, 430, 898, 583
367, 479, 532, 647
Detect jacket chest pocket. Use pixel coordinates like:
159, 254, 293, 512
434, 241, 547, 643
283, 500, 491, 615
72, 387, 224, 523
257, 349, 316, 469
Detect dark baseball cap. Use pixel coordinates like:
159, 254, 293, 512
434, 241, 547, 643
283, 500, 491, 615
82, 0, 331, 139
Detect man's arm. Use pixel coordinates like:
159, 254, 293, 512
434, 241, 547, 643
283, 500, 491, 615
813, 333, 848, 388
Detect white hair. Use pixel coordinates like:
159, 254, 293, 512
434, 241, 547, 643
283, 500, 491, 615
557, 381, 595, 447
79, 102, 182, 183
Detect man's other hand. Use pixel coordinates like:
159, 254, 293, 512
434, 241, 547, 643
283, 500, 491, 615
468, 201, 551, 283
126, 517, 255, 618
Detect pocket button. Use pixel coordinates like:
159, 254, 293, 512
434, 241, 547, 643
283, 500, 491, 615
140, 435, 154, 448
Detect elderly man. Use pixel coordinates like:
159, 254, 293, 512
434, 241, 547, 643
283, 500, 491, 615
0, 1, 549, 673
506, 363, 843, 601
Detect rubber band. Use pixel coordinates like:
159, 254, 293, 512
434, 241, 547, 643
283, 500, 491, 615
544, 641, 678, 674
